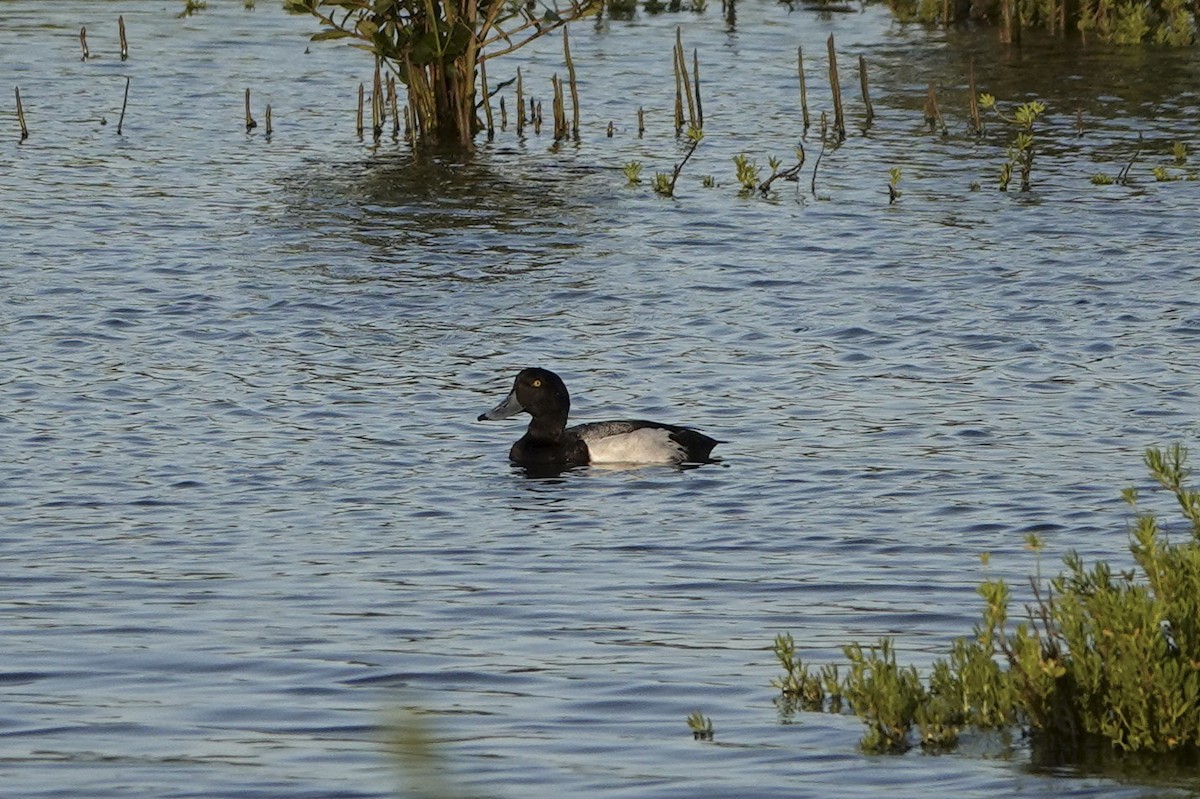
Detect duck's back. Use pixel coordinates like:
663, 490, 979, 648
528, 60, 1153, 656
570, 420, 719, 464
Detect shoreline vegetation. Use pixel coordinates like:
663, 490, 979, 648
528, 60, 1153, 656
285, 0, 1198, 147
773, 445, 1200, 760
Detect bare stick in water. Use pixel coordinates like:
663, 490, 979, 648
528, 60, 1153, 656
245, 88, 257, 132
675, 29, 696, 129
692, 48, 703, 129
967, 59, 982, 136
858, 55, 874, 128
480, 58, 495, 139
564, 28, 580, 139
924, 82, 946, 135
797, 46, 810, 131
389, 75, 400, 138
826, 35, 845, 141
372, 61, 384, 141
80, 27, 90, 61
638, 106, 644, 138
500, 96, 507, 131
516, 67, 525, 135
15, 86, 28, 141
356, 82, 364, 138
117, 76, 130, 135
265, 104, 272, 137
119, 16, 128, 61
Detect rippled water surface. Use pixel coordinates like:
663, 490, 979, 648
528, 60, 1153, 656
3, 2, 1199, 797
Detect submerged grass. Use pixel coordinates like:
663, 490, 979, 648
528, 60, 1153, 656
775, 445, 1200, 758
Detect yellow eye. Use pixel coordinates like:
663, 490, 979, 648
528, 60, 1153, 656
532, 379, 542, 387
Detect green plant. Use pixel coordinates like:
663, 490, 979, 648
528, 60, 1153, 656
1172, 141, 1188, 165
286, 0, 600, 147
686, 711, 714, 740
178, 0, 207, 16
888, 166, 902, 204
701, 174, 715, 188
623, 160, 644, 185
733, 153, 760, 192
756, 149, 806, 195
1091, 173, 1114, 185
775, 445, 1200, 756
979, 95, 1045, 191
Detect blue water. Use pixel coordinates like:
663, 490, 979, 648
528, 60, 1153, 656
2, 2, 1199, 797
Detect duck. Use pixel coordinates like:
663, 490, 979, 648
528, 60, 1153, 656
477, 367, 721, 467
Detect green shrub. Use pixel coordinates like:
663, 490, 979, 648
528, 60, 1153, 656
775, 445, 1200, 755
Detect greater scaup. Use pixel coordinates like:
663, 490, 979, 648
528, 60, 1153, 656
477, 367, 721, 467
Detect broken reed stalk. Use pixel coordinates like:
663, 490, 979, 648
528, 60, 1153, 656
797, 46, 810, 130
388, 75, 400, 137
692, 48, 703, 129
80, 27, 89, 61
480, 58, 495, 139
924, 82, 946, 134
555, 75, 569, 139
672, 51, 684, 136
265, 104, 273, 136
967, 59, 981, 136
117, 76, 130, 135
1117, 133, 1142, 184
516, 67, 525, 134
812, 111, 828, 196
675, 29, 696, 129
244, 88, 256, 132
606, 120, 613, 137
563, 27, 580, 139
534, 100, 543, 135
826, 35, 845, 141
356, 82, 364, 138
119, 15, 128, 61
637, 106, 645, 137
858, 55, 874, 128
15, 86, 28, 141
404, 103, 415, 143
500, 96, 507, 130
372, 60, 384, 141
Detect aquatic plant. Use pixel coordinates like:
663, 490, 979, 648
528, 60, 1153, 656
686, 711, 714, 740
884, 0, 1197, 45
623, 160, 644, 185
979, 94, 1044, 191
774, 445, 1200, 756
287, 0, 600, 147
733, 153, 761, 192
887, 166, 902, 203
653, 125, 703, 196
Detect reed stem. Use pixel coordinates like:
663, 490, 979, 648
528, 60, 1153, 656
245, 87, 257, 132
15, 86, 28, 141
265, 104, 272, 136
858, 55, 874, 128
826, 35, 845, 141
564, 28, 580, 139
80, 27, 89, 61
638, 106, 645, 138
117, 76, 130, 135
516, 67, 525, 135
119, 15, 128, 61
797, 46, 810, 130
692, 48, 703, 129
480, 58, 495, 139
372, 60, 384, 141
356, 82, 364, 138
967, 59, 981, 136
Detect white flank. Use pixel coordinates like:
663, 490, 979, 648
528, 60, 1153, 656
583, 428, 684, 464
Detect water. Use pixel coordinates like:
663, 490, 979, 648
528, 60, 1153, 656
2, 2, 1199, 797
